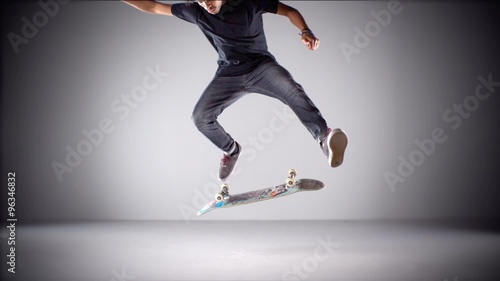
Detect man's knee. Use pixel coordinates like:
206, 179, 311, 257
191, 111, 213, 130
191, 111, 203, 128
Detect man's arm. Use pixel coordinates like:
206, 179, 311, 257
276, 2, 320, 51
122, 0, 172, 16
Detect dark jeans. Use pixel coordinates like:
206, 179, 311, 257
192, 60, 328, 153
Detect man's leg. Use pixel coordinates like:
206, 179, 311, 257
246, 61, 348, 167
192, 75, 246, 179
247, 61, 327, 138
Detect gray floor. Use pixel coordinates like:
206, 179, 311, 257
1, 220, 499, 281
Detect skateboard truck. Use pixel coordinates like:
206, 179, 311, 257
286, 168, 297, 188
215, 183, 230, 202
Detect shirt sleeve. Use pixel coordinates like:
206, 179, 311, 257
171, 3, 198, 24
252, 0, 279, 14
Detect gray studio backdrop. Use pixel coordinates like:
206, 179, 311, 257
1, 1, 499, 221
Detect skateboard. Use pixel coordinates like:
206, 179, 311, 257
197, 169, 325, 216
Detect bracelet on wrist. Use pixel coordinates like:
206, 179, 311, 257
299, 28, 313, 36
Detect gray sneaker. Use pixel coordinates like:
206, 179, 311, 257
218, 142, 241, 181
320, 128, 348, 167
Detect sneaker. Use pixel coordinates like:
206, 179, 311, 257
218, 142, 241, 181
320, 128, 348, 167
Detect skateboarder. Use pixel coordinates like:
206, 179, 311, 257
123, 0, 348, 180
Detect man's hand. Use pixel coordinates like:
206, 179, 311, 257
301, 33, 320, 51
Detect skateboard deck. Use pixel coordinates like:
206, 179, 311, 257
197, 170, 325, 216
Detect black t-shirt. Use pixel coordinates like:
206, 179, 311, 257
172, 0, 279, 77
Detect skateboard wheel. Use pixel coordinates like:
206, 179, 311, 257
288, 169, 297, 178
215, 193, 224, 202
220, 183, 229, 194
286, 178, 296, 188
